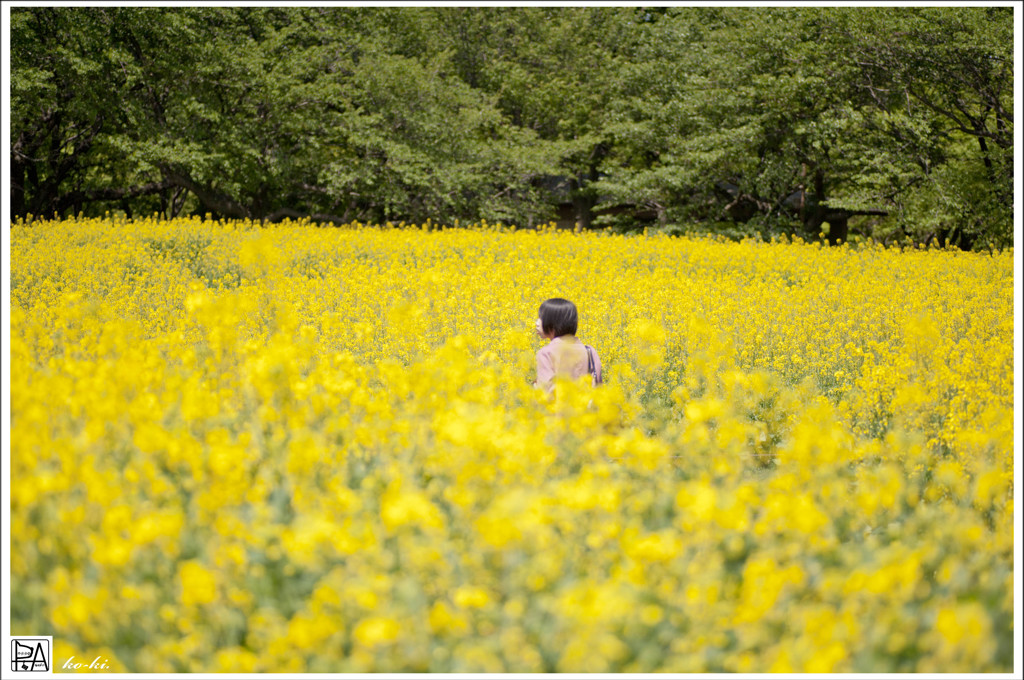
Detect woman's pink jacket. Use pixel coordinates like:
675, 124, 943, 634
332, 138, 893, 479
535, 335, 602, 392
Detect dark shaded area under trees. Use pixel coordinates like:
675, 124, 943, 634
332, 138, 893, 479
9, 6, 1014, 250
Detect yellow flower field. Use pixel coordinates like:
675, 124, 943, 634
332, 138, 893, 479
9, 216, 1014, 672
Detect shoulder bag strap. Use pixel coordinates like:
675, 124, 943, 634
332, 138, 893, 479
585, 345, 602, 385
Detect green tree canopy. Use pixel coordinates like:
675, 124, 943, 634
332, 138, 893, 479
8, 6, 1013, 248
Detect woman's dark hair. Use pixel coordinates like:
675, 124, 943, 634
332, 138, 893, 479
539, 298, 578, 337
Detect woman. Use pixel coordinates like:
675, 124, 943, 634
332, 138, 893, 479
534, 298, 602, 393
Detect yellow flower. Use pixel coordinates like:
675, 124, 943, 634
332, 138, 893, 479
935, 603, 991, 646
380, 479, 444, 533
429, 601, 469, 635
353, 616, 402, 648
179, 562, 217, 607
453, 585, 491, 609
10, 217, 1013, 672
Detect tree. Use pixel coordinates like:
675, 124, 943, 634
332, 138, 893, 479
831, 7, 1013, 249
9, 8, 171, 218
9, 7, 557, 226
453, 7, 641, 228
9, 6, 1013, 248
587, 7, 1012, 249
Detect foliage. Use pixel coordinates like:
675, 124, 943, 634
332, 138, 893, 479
7, 7, 1014, 244
10, 217, 1014, 672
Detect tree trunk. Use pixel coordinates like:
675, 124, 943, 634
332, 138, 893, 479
802, 166, 828, 240
572, 194, 595, 231
570, 144, 608, 231
825, 214, 848, 246
11, 157, 26, 217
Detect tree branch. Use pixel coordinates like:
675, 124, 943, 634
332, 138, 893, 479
160, 167, 251, 219
905, 84, 1010, 148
